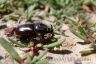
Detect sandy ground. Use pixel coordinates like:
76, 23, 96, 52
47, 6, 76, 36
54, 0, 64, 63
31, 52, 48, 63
0, 13, 96, 64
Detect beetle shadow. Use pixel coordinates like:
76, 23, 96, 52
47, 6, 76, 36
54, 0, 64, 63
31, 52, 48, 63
77, 42, 89, 45
19, 38, 31, 45
48, 49, 72, 54
0, 56, 3, 60
0, 24, 7, 29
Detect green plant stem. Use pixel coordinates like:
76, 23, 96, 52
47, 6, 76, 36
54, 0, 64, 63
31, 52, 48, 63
30, 49, 48, 64
0, 38, 21, 62
35, 59, 47, 64
8, 39, 26, 47
80, 49, 96, 56
43, 39, 65, 48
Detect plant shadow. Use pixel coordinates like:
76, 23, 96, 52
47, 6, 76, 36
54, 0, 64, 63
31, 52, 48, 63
48, 49, 72, 54
0, 56, 3, 60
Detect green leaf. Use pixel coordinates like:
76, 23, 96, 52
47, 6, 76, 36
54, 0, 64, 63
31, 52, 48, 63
0, 0, 6, 5
25, 53, 32, 64
0, 38, 21, 62
25, 5, 35, 20
30, 49, 48, 64
80, 49, 96, 56
71, 27, 87, 40
8, 39, 26, 47
83, 0, 91, 4
24, 0, 38, 5
68, 20, 76, 27
76, 27, 86, 37
91, 0, 96, 7
43, 39, 65, 48
35, 59, 47, 64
